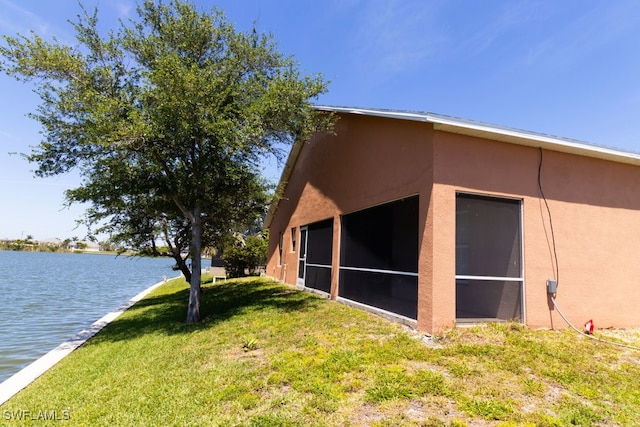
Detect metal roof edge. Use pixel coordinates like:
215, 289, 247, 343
313, 105, 431, 122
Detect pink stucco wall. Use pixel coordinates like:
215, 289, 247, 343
266, 112, 640, 334
431, 131, 640, 331
267, 114, 434, 295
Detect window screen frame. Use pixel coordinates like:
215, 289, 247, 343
298, 218, 334, 294
455, 191, 526, 323
297, 227, 307, 285
338, 195, 419, 320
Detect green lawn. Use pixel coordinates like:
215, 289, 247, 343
2, 276, 640, 426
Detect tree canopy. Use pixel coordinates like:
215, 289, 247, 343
0, 0, 333, 322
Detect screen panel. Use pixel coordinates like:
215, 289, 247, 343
307, 219, 333, 266
455, 193, 523, 322
339, 270, 418, 319
339, 196, 419, 319
306, 266, 332, 293
456, 194, 521, 278
456, 279, 522, 321
303, 218, 333, 292
341, 196, 418, 273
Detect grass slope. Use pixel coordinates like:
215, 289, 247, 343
2, 276, 640, 426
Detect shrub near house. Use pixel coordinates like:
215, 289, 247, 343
223, 233, 268, 278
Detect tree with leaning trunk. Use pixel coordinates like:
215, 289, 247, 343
0, 0, 333, 323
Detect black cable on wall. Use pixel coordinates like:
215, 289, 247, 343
538, 147, 640, 350
537, 147, 559, 284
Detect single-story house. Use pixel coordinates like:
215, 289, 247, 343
264, 106, 640, 334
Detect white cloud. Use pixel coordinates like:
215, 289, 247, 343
347, 0, 447, 80
0, 0, 50, 35
457, 1, 544, 56
522, 2, 640, 70
113, 1, 134, 19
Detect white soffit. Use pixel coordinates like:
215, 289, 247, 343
315, 106, 640, 167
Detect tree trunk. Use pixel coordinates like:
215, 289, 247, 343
186, 204, 203, 323
173, 250, 192, 284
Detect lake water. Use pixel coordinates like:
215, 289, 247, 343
0, 250, 179, 383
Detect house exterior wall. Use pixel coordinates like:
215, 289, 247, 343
267, 112, 640, 333
266, 113, 434, 308
431, 130, 640, 331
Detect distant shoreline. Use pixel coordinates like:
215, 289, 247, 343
0, 246, 134, 256
0, 238, 104, 253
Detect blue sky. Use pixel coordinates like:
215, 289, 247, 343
1, 0, 640, 240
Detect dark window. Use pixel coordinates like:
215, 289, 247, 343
339, 196, 419, 319
455, 193, 522, 321
291, 227, 297, 252
456, 194, 521, 278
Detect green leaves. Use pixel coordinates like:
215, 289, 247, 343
1, 0, 333, 322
